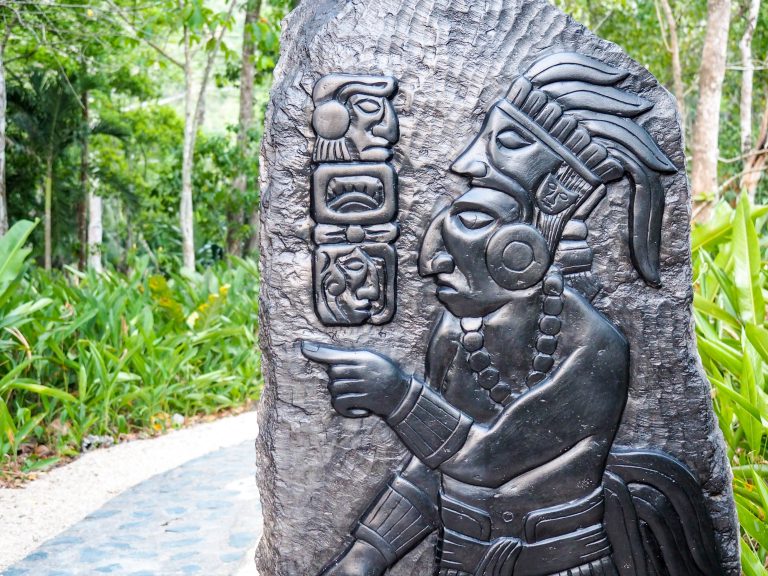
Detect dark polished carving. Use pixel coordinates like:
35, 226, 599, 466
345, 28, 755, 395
312, 163, 397, 225
313, 243, 396, 326
312, 74, 399, 162
302, 53, 723, 576
310, 75, 401, 326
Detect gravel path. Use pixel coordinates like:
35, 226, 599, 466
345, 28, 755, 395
0, 411, 259, 572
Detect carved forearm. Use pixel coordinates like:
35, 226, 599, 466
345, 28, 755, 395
353, 473, 438, 565
386, 377, 473, 468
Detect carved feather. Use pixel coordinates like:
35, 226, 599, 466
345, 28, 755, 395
526, 52, 629, 86
540, 81, 653, 118
612, 149, 665, 288
569, 110, 676, 173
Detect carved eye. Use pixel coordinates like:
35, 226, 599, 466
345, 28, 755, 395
354, 98, 382, 114
341, 258, 366, 272
496, 129, 533, 150
457, 211, 495, 230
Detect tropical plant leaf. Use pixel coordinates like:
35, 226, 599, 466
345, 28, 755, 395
733, 194, 765, 325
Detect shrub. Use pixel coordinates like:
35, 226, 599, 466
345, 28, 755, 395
693, 195, 768, 574
0, 221, 261, 471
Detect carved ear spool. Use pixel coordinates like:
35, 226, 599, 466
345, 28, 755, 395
312, 100, 351, 140
486, 224, 551, 290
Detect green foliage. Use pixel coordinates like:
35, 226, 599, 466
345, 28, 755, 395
0, 222, 261, 470
693, 196, 768, 573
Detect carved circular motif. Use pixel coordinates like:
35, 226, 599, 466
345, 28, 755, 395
539, 315, 561, 335
489, 382, 512, 404
346, 225, 366, 243
469, 350, 492, 372
533, 353, 555, 373
462, 331, 484, 352
477, 367, 500, 389
502, 241, 534, 272
486, 224, 551, 290
312, 101, 350, 140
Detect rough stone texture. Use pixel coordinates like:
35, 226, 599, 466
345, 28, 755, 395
256, 1, 739, 574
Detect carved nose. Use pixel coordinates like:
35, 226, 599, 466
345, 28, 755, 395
372, 101, 399, 143
418, 208, 450, 276
451, 155, 488, 178
429, 253, 455, 275
356, 281, 379, 300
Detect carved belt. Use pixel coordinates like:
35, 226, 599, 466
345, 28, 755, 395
437, 488, 612, 576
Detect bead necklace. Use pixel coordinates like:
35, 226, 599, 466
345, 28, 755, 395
459, 266, 565, 406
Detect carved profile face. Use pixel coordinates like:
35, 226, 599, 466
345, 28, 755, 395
312, 75, 399, 162
344, 93, 399, 161
418, 188, 526, 318
450, 104, 564, 219
319, 246, 383, 325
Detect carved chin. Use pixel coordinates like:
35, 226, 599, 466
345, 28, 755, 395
359, 146, 394, 161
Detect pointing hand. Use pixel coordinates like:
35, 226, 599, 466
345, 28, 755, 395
301, 341, 409, 419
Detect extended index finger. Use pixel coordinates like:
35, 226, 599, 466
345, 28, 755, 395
301, 340, 364, 365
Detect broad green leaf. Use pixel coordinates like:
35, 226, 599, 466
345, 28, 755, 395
693, 293, 740, 327
745, 323, 768, 367
9, 382, 76, 404
710, 377, 762, 422
0, 220, 37, 301
733, 194, 765, 325
0, 395, 16, 446
698, 337, 742, 376
740, 335, 764, 452
740, 537, 767, 576
737, 499, 768, 551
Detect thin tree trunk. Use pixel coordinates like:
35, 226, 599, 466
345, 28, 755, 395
0, 28, 9, 237
79, 87, 89, 269
44, 155, 53, 270
87, 191, 103, 273
743, 101, 768, 196
228, 0, 262, 256
691, 0, 732, 221
657, 0, 687, 123
180, 21, 196, 271
740, 0, 762, 197
179, 0, 239, 271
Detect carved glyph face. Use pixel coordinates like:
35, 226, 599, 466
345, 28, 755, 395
312, 75, 399, 162
345, 93, 399, 161
320, 247, 383, 325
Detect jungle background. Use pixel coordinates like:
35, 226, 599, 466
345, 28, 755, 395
1, 0, 768, 572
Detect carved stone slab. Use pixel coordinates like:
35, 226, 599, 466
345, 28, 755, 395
256, 1, 739, 575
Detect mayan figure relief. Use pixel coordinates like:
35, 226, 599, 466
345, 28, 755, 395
310, 74, 400, 326
301, 53, 725, 576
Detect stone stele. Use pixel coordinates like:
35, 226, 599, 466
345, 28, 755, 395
256, 1, 739, 575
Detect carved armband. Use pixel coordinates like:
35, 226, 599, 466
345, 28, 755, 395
386, 378, 473, 469
354, 474, 438, 565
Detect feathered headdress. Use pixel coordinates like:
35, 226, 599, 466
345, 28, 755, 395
504, 52, 677, 287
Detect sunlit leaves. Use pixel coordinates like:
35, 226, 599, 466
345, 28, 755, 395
693, 197, 768, 571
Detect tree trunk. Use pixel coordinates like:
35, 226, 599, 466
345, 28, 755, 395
743, 102, 768, 197
657, 0, 686, 124
740, 0, 762, 198
227, 0, 263, 256
0, 37, 8, 237
44, 155, 53, 270
87, 192, 103, 273
690, 0, 732, 221
180, 24, 197, 271
79, 87, 90, 269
